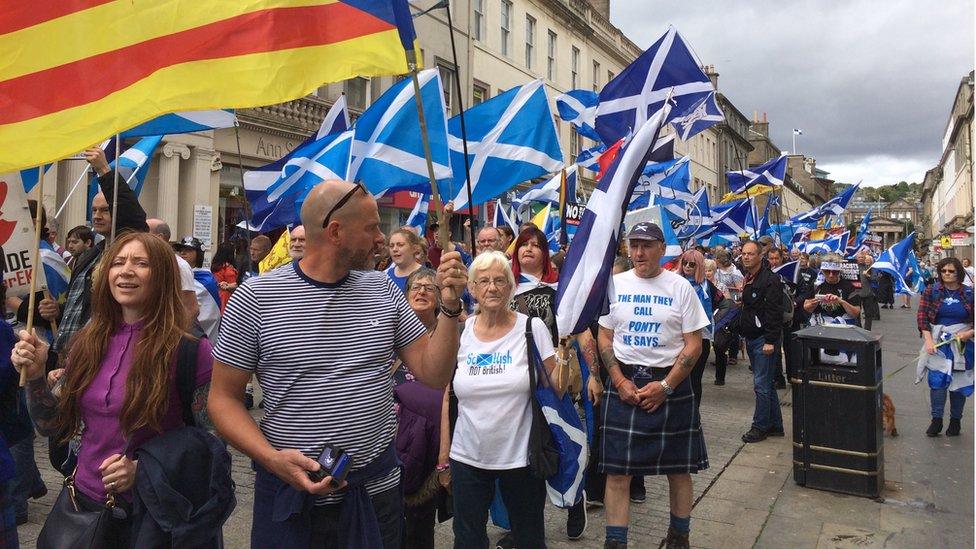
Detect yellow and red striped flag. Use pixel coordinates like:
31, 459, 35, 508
0, 0, 418, 172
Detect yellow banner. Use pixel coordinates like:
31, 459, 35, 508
720, 184, 775, 204
259, 231, 292, 273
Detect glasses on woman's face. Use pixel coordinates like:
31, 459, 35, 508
941, 269, 957, 275
682, 261, 697, 268
474, 277, 510, 290
409, 283, 438, 294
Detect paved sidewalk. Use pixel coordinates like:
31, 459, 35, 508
15, 308, 973, 548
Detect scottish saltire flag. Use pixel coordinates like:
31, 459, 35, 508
792, 182, 860, 224
916, 325, 974, 395
768, 224, 796, 248
351, 69, 452, 196
872, 232, 917, 295
659, 206, 683, 264
406, 191, 431, 234
901, 251, 925, 294
245, 130, 353, 231
773, 260, 801, 285
120, 110, 237, 138
595, 26, 712, 144
544, 214, 561, 254
516, 166, 578, 207
852, 210, 873, 249
493, 199, 517, 235
576, 144, 605, 172
10, 165, 54, 194
244, 98, 351, 231
727, 153, 788, 193
652, 194, 689, 220
108, 136, 164, 196
632, 156, 692, 202
678, 187, 713, 239
192, 269, 222, 342
799, 232, 848, 254
556, 89, 602, 142
38, 241, 70, 302
708, 197, 755, 243
555, 101, 669, 337
670, 91, 724, 141
443, 80, 563, 210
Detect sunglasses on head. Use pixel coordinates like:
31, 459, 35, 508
322, 182, 367, 229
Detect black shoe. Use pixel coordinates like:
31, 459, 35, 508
926, 418, 943, 437
495, 532, 516, 549
664, 527, 690, 549
774, 378, 787, 390
742, 427, 767, 443
604, 540, 627, 549
629, 478, 646, 503
947, 418, 961, 436
767, 427, 785, 437
244, 392, 254, 410
15, 513, 27, 526
714, 379, 725, 386
29, 482, 47, 500
567, 498, 587, 540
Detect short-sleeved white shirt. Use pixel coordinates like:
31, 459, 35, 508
450, 313, 554, 470
175, 255, 196, 292
599, 269, 709, 368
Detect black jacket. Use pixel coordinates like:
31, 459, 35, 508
131, 427, 236, 549
738, 265, 784, 344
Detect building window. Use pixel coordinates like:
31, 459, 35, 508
500, 0, 512, 57
592, 60, 601, 91
547, 31, 557, 81
472, 0, 484, 42
437, 63, 455, 115
345, 77, 369, 110
607, 70, 614, 84
571, 46, 580, 88
472, 81, 489, 105
525, 15, 536, 70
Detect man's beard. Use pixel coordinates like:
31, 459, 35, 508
340, 244, 376, 270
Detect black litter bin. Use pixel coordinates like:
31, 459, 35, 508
790, 324, 884, 498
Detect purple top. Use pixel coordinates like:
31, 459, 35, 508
74, 321, 213, 503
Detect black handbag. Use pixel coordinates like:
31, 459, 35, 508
525, 316, 559, 480
37, 474, 121, 549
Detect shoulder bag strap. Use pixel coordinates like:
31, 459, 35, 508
175, 337, 199, 427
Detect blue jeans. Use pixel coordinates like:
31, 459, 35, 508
10, 430, 42, 517
931, 389, 966, 419
747, 336, 783, 432
451, 460, 546, 549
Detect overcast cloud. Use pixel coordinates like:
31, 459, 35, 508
609, 0, 974, 187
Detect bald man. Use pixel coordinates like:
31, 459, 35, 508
210, 180, 468, 547
288, 225, 306, 260
43, 147, 148, 359
475, 226, 501, 255
238, 234, 272, 284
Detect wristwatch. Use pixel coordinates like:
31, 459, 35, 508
659, 379, 674, 396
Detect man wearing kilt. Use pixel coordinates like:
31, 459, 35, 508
596, 222, 710, 549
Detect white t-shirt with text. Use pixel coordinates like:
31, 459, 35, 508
599, 269, 709, 368
450, 313, 554, 470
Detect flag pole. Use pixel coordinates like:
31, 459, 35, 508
558, 168, 568, 246
54, 164, 92, 219
20, 166, 46, 386
110, 135, 121, 243
441, 1, 477, 255
233, 121, 255, 266
405, 49, 460, 301
735, 151, 758, 241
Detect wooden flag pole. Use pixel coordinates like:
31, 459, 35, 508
110, 135, 121, 243
405, 49, 459, 302
21, 166, 46, 386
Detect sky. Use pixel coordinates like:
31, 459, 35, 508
609, 1, 975, 187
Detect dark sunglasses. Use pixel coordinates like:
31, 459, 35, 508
940, 268, 957, 274
322, 182, 366, 229
682, 261, 697, 268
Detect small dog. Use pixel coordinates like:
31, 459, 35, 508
882, 393, 898, 436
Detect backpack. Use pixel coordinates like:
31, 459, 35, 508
175, 337, 200, 427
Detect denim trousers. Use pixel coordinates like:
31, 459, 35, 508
10, 430, 42, 516
931, 389, 967, 420
450, 460, 546, 549
746, 336, 784, 432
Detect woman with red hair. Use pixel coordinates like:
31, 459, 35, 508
510, 227, 559, 343
674, 249, 723, 410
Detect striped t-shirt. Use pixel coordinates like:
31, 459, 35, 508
213, 262, 427, 503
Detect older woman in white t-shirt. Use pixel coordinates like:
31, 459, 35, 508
446, 251, 564, 549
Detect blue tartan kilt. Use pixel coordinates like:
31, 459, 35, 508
598, 366, 709, 476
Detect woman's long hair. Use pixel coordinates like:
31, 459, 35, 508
56, 232, 189, 441
675, 249, 705, 284
511, 227, 558, 283
211, 242, 236, 271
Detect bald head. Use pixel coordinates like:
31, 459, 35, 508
300, 180, 364, 240
146, 218, 171, 241
299, 180, 383, 271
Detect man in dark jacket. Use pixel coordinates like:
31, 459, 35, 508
39, 146, 149, 360
738, 241, 785, 443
